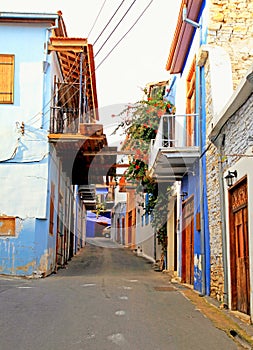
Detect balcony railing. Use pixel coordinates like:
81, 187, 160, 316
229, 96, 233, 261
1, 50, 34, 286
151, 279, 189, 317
50, 107, 79, 134
49, 80, 98, 135
50, 107, 99, 134
149, 114, 199, 169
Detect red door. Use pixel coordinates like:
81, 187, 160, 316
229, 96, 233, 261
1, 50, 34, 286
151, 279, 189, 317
182, 196, 194, 285
128, 211, 132, 246
229, 177, 250, 315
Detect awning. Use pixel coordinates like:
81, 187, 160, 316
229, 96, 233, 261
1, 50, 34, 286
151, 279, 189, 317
87, 211, 111, 225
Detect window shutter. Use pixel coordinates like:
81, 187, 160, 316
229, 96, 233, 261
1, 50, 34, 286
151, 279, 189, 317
186, 57, 196, 146
0, 54, 14, 104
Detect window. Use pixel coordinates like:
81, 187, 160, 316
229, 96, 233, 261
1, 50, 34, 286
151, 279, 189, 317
0, 54, 15, 104
186, 57, 196, 146
0, 217, 16, 236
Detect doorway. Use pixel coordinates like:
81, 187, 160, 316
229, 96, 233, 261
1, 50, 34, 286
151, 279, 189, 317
182, 195, 194, 285
229, 176, 250, 315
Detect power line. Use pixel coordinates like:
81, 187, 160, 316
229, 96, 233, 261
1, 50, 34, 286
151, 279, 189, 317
87, 0, 108, 39
93, 0, 126, 46
96, 0, 154, 70
94, 0, 137, 58
42, 0, 142, 123
27, 52, 89, 127
28, 0, 154, 129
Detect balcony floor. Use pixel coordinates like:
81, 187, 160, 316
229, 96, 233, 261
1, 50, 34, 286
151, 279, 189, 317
149, 146, 200, 181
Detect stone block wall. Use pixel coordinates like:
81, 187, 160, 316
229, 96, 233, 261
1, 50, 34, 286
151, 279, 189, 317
208, 93, 253, 300
203, 56, 225, 301
206, 143, 225, 300
204, 0, 253, 301
222, 93, 253, 163
208, 0, 253, 89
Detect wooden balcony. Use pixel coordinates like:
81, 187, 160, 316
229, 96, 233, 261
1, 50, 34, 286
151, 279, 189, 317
48, 122, 106, 156
47, 36, 117, 186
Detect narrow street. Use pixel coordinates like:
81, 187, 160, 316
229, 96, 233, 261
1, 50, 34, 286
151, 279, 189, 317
0, 239, 240, 350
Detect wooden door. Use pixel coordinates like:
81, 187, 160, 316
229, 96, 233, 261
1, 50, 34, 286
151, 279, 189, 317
122, 217, 125, 245
117, 218, 120, 243
182, 196, 194, 285
128, 211, 132, 246
229, 177, 250, 315
174, 200, 178, 271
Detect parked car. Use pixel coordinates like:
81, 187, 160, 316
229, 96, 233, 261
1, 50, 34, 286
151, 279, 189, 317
102, 226, 111, 238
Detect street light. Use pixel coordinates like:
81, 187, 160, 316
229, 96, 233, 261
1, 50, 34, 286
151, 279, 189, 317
224, 170, 237, 187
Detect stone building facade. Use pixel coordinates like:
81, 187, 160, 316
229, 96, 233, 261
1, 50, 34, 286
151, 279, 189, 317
203, 0, 253, 301
207, 0, 253, 88
220, 93, 253, 163
208, 67, 253, 318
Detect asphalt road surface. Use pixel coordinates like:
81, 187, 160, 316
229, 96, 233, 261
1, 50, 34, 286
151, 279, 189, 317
0, 238, 240, 350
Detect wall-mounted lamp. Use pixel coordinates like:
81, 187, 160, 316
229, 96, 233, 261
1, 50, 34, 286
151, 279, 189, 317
224, 170, 237, 187
180, 191, 188, 201
183, 5, 200, 29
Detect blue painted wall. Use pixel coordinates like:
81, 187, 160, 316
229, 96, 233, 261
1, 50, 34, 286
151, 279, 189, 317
0, 19, 57, 276
179, 0, 210, 295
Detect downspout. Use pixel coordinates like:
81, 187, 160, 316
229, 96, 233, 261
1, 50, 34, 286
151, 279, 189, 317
42, 16, 59, 129
43, 16, 59, 69
197, 8, 208, 296
198, 65, 206, 296
67, 188, 72, 260
78, 52, 83, 131
73, 185, 78, 254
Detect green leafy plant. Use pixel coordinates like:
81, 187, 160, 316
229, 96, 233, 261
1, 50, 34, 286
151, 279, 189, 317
125, 159, 147, 180
113, 87, 175, 250
148, 187, 170, 247
113, 89, 175, 162
95, 199, 106, 217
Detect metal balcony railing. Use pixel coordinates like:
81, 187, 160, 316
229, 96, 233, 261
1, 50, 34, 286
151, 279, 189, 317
149, 114, 199, 169
49, 79, 97, 134
50, 107, 79, 134
49, 107, 98, 134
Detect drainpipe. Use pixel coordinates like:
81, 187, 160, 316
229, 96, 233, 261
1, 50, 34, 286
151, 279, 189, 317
78, 52, 83, 131
73, 186, 77, 254
199, 149, 206, 295
42, 16, 59, 129
198, 64, 206, 296
43, 16, 59, 72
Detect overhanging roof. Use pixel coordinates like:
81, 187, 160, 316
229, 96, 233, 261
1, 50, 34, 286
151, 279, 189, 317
48, 37, 99, 121
0, 11, 58, 23
166, 0, 203, 74
0, 11, 99, 120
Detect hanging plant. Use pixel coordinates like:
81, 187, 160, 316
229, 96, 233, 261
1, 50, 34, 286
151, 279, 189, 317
112, 88, 175, 162
149, 187, 171, 248
95, 200, 106, 218
125, 159, 148, 180
112, 87, 175, 250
